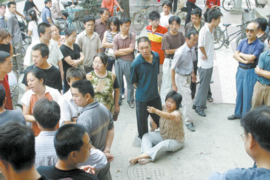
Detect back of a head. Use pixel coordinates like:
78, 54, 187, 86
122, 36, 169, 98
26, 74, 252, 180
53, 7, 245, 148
149, 11, 160, 21
207, 8, 223, 23
54, 124, 87, 160
255, 18, 268, 32
71, 79, 95, 98
0, 121, 35, 172
33, 98, 60, 130
241, 106, 270, 152
0, 51, 11, 64
0, 84, 5, 107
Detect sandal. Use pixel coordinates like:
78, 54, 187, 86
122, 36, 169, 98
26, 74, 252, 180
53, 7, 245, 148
208, 97, 213, 102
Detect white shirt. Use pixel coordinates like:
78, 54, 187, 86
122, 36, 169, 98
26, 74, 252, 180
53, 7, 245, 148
28, 21, 39, 43
24, 39, 63, 67
198, 24, 214, 69
20, 86, 62, 106
160, 12, 172, 28
59, 89, 83, 126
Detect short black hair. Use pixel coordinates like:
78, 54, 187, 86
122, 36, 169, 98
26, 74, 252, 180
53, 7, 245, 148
149, 11, 160, 21
93, 53, 108, 66
83, 15, 95, 24
241, 106, 270, 151
165, 91, 182, 110
137, 36, 151, 46
120, 17, 131, 25
64, 27, 76, 37
0, 121, 35, 172
0, 51, 11, 64
191, 8, 202, 18
255, 18, 268, 32
162, 1, 172, 9
168, 16, 181, 25
7, 1, 16, 8
207, 8, 222, 23
44, 0, 52, 4
0, 4, 6, 8
33, 98, 60, 129
185, 28, 198, 39
99, 7, 109, 15
32, 43, 49, 58
72, 79, 95, 98
54, 124, 87, 160
0, 84, 5, 107
28, 9, 38, 22
108, 16, 120, 31
26, 68, 46, 85
66, 67, 86, 83
38, 22, 51, 37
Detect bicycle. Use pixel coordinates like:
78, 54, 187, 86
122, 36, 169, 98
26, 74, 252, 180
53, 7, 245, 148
222, 0, 265, 11
176, 6, 187, 26
132, 4, 162, 31
213, 22, 248, 50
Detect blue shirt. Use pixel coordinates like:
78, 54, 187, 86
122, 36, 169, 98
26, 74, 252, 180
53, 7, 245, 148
130, 51, 160, 102
257, 51, 270, 85
41, 6, 52, 24
208, 167, 270, 180
237, 38, 264, 67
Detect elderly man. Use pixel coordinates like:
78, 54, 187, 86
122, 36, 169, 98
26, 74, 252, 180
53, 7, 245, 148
228, 21, 264, 120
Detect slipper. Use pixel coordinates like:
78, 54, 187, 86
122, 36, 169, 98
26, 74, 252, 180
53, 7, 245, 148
208, 97, 213, 102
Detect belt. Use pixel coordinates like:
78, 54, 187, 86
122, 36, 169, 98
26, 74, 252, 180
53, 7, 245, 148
177, 73, 191, 76
258, 80, 270, 86
239, 64, 256, 69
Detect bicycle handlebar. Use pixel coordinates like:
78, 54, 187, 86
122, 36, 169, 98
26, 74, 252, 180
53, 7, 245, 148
236, 21, 249, 27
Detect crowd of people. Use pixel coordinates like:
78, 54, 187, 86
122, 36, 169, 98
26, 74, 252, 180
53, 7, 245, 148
0, 0, 270, 179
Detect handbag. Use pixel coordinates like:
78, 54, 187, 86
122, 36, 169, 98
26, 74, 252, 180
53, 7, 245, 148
106, 48, 115, 58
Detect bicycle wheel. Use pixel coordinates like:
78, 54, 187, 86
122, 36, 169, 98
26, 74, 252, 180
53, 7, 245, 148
213, 28, 225, 50
246, 0, 251, 11
132, 12, 146, 31
222, 0, 235, 11
176, 11, 187, 26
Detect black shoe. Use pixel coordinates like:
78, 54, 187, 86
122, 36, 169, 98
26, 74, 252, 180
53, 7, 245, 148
227, 114, 240, 120
186, 123, 195, 132
195, 108, 206, 117
118, 101, 122, 106
192, 105, 196, 109
128, 101, 135, 108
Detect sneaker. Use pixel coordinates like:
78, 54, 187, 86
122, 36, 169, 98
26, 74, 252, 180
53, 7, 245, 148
128, 101, 135, 108
121, 94, 125, 99
186, 123, 195, 132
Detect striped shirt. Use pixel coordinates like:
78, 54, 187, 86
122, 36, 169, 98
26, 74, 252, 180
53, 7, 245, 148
146, 25, 168, 64
35, 131, 57, 168
105, 30, 118, 53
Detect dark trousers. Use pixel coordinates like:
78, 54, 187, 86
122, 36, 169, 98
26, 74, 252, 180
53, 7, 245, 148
97, 162, 111, 180
169, 0, 178, 13
106, 57, 115, 71
136, 97, 162, 139
185, 1, 201, 25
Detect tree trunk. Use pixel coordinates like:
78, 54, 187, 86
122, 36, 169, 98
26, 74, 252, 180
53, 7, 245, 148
120, 0, 130, 19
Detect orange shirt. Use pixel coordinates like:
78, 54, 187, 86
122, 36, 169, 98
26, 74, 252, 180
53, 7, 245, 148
146, 25, 168, 64
0, 75, 13, 110
101, 0, 118, 16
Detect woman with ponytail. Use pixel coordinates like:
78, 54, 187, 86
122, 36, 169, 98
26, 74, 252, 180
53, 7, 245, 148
27, 9, 39, 43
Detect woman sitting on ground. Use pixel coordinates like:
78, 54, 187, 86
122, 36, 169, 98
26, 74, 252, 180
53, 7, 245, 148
21, 68, 61, 136
86, 53, 120, 118
129, 91, 184, 165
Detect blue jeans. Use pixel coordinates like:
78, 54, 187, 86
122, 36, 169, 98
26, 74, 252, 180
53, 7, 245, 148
234, 67, 257, 117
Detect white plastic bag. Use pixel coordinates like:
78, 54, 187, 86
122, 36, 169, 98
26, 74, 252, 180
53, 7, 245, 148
160, 58, 173, 105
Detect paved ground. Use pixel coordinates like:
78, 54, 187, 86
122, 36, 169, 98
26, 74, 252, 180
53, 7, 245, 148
0, 0, 263, 179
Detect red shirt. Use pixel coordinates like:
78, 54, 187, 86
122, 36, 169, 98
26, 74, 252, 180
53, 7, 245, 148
206, 0, 220, 8
101, 0, 118, 16
146, 25, 168, 64
188, 0, 196, 3
0, 75, 13, 110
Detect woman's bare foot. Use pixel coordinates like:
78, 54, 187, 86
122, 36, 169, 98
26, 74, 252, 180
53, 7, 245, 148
138, 158, 151, 165
129, 158, 138, 165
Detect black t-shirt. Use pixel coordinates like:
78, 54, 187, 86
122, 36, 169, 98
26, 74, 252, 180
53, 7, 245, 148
60, 43, 81, 92
22, 65, 62, 91
37, 165, 98, 180
24, 0, 36, 14
38, 175, 51, 180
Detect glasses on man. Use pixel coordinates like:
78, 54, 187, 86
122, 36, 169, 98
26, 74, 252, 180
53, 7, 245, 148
245, 29, 256, 33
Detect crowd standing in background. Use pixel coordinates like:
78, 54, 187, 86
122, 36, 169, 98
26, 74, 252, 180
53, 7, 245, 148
0, 0, 270, 179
